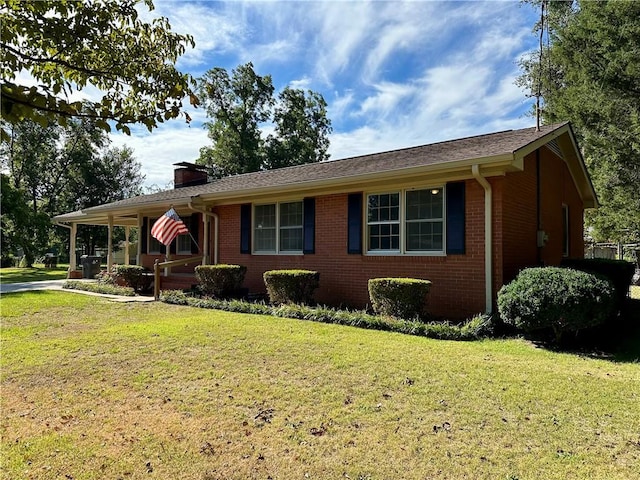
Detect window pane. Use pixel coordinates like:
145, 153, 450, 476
280, 202, 302, 227
254, 204, 276, 251
255, 204, 276, 228
368, 193, 399, 223
406, 221, 443, 251
368, 223, 400, 251
177, 234, 191, 253
255, 228, 276, 251
280, 227, 303, 251
406, 188, 443, 221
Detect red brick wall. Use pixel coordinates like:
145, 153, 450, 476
139, 146, 586, 319
499, 148, 585, 286
498, 152, 539, 286
538, 148, 584, 265
216, 183, 487, 319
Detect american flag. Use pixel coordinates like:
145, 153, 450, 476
151, 208, 189, 246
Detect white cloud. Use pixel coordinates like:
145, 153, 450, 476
105, 0, 540, 188
110, 122, 209, 187
357, 81, 417, 119
288, 76, 312, 90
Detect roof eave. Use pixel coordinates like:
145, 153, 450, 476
194, 154, 516, 204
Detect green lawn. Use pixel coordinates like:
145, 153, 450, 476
1, 292, 639, 480
0, 265, 70, 283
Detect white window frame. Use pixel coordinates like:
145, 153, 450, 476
365, 186, 446, 256
253, 201, 304, 255
366, 192, 401, 253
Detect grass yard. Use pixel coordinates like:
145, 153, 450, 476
0, 265, 70, 284
1, 292, 639, 480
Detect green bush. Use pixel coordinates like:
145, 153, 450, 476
195, 264, 247, 298
159, 290, 491, 341
112, 265, 152, 293
497, 267, 615, 342
263, 270, 319, 305
561, 258, 635, 307
368, 278, 431, 320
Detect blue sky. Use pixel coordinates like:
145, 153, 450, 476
110, 0, 541, 188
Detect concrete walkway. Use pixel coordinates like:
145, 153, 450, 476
0, 279, 155, 302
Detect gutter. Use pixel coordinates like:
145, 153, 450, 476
188, 202, 219, 265
472, 165, 493, 313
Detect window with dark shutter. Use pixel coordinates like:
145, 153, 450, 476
303, 197, 315, 254
240, 204, 251, 254
347, 193, 363, 254
445, 181, 466, 255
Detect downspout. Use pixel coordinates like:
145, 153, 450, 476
188, 202, 219, 264
472, 165, 493, 313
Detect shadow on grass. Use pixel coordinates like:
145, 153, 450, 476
526, 298, 640, 363
0, 266, 69, 284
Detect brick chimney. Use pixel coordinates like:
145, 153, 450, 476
173, 162, 208, 188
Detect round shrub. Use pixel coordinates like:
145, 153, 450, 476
497, 267, 615, 341
195, 264, 247, 298
561, 258, 635, 307
263, 270, 319, 305
368, 278, 431, 320
112, 265, 152, 293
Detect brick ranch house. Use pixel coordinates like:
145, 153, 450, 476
54, 122, 597, 319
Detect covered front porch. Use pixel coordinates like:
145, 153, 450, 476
53, 200, 219, 294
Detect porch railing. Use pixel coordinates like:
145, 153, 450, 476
153, 255, 204, 300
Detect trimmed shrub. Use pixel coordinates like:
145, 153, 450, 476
263, 270, 319, 305
112, 265, 152, 293
497, 267, 615, 342
368, 278, 431, 320
195, 264, 247, 298
561, 258, 635, 307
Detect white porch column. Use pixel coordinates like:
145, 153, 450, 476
107, 215, 114, 270
69, 223, 77, 271
124, 226, 130, 265
136, 213, 143, 266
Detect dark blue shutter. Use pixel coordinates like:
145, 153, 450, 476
446, 181, 466, 255
190, 213, 199, 254
347, 193, 363, 254
240, 204, 251, 254
141, 217, 148, 254
303, 197, 315, 254
170, 237, 177, 254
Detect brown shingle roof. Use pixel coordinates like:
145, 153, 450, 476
55, 122, 570, 220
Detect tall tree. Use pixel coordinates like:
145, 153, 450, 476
1, 119, 145, 263
265, 87, 332, 170
197, 63, 274, 177
0, 173, 49, 266
518, 0, 640, 243
197, 63, 332, 176
1, 0, 197, 141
